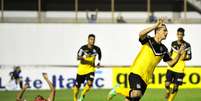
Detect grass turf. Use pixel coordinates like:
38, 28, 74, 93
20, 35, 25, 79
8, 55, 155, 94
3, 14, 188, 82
0, 89, 201, 101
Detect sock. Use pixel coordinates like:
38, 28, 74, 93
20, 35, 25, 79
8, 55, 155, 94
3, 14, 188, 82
168, 92, 177, 101
81, 84, 91, 97
166, 89, 170, 94
73, 86, 79, 101
166, 85, 171, 93
116, 87, 130, 97
130, 97, 141, 101
19, 81, 23, 89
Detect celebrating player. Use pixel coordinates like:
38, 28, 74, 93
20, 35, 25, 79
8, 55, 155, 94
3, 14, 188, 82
165, 27, 192, 101
107, 18, 185, 101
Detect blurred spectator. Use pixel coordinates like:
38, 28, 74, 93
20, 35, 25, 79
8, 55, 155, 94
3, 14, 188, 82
148, 12, 157, 23
164, 16, 172, 23
86, 9, 98, 23
167, 18, 172, 23
116, 15, 127, 23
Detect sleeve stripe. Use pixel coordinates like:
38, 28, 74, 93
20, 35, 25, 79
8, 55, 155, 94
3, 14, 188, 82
171, 46, 178, 52
185, 47, 191, 51
78, 49, 83, 56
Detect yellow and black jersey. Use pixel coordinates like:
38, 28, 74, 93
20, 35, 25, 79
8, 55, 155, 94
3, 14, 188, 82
130, 35, 172, 84
77, 45, 101, 75
168, 40, 192, 73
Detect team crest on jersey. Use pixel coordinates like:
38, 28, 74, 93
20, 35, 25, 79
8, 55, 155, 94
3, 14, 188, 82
136, 84, 141, 89
160, 47, 163, 52
90, 75, 94, 78
93, 49, 96, 53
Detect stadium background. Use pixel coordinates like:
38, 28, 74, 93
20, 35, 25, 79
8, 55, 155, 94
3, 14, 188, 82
0, 0, 201, 101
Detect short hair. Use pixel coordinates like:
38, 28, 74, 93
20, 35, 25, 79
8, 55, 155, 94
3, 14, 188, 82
14, 66, 21, 70
88, 34, 95, 39
177, 27, 185, 35
35, 95, 45, 100
154, 24, 167, 34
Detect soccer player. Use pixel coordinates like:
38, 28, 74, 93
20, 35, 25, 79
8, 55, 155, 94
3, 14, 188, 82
165, 28, 192, 101
6, 66, 23, 90
73, 34, 102, 101
107, 18, 185, 101
16, 73, 55, 101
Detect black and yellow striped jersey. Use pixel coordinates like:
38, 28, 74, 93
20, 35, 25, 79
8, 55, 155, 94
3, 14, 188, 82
130, 35, 172, 84
168, 40, 192, 73
77, 45, 101, 75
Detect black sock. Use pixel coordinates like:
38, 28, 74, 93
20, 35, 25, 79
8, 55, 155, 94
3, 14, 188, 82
130, 97, 141, 101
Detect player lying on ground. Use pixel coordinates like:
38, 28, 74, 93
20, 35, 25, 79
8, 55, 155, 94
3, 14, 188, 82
16, 73, 55, 101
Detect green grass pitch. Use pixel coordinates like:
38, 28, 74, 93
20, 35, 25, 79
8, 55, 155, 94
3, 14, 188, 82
0, 89, 201, 101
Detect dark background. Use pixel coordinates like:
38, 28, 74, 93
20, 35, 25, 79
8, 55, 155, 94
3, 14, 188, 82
0, 0, 198, 12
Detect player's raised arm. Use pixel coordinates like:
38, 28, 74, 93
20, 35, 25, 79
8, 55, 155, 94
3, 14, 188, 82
16, 84, 28, 101
180, 51, 187, 60
139, 17, 164, 39
167, 44, 185, 67
42, 73, 55, 101
182, 45, 192, 61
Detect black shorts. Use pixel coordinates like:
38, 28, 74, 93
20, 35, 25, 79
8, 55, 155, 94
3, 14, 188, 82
166, 70, 185, 85
129, 73, 147, 96
11, 75, 21, 80
75, 72, 95, 88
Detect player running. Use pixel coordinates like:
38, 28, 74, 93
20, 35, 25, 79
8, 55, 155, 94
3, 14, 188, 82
73, 34, 102, 101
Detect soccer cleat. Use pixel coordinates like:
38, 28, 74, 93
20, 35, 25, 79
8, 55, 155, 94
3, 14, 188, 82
107, 84, 119, 100
165, 92, 170, 99
78, 95, 85, 101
